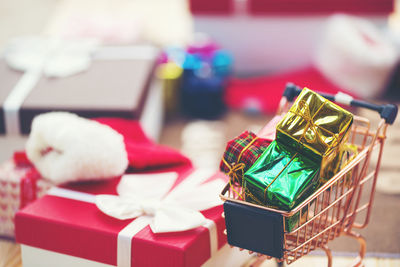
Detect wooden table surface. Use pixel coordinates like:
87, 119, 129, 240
0, 241, 21, 267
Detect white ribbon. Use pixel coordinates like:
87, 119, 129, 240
3, 69, 42, 135
96, 171, 224, 233
2, 36, 98, 135
47, 169, 224, 267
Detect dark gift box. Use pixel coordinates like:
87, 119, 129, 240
0, 46, 162, 139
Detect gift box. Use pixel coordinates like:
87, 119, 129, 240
243, 88, 352, 211
220, 131, 271, 187
0, 44, 163, 140
15, 168, 251, 267
21, 241, 252, 267
243, 140, 319, 211
276, 87, 353, 175
320, 143, 359, 184
1, 118, 190, 239
0, 154, 52, 238
224, 142, 317, 254
190, 0, 393, 74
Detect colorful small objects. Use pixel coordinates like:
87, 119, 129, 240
159, 36, 233, 119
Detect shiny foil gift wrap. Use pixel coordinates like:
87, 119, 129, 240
276, 87, 353, 164
321, 143, 359, 184
243, 140, 320, 211
220, 131, 271, 186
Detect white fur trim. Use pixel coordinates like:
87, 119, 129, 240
315, 15, 398, 98
26, 112, 128, 184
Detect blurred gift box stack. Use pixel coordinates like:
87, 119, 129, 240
190, 0, 394, 74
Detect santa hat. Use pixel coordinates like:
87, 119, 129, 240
26, 112, 190, 185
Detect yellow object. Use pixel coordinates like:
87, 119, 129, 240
321, 143, 359, 184
276, 87, 354, 183
156, 62, 183, 117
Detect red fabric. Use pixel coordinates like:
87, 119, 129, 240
249, 0, 393, 15
189, 0, 233, 15
189, 0, 393, 15
13, 151, 31, 167
15, 169, 227, 267
225, 66, 357, 114
95, 118, 191, 170
13, 119, 190, 207
13, 119, 191, 174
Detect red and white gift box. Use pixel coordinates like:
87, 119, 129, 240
0, 153, 52, 238
15, 167, 251, 267
190, 0, 394, 74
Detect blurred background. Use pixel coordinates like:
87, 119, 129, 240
1, 0, 400, 266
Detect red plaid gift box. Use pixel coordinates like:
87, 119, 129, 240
220, 131, 271, 186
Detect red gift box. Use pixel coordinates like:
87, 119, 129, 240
190, 0, 394, 74
248, 0, 394, 15
189, 0, 394, 15
189, 0, 234, 15
0, 152, 52, 238
15, 167, 231, 267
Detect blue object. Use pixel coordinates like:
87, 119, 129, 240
174, 45, 233, 119
223, 200, 284, 258
180, 68, 226, 119
182, 53, 202, 71
212, 50, 233, 77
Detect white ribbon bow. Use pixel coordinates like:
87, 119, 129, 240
4, 36, 98, 77
95, 171, 225, 233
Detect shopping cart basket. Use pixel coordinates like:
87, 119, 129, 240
220, 84, 398, 266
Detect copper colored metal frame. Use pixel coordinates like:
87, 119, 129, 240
220, 97, 391, 266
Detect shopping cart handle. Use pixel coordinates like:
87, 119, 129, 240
283, 83, 398, 125
380, 104, 398, 125
283, 83, 303, 102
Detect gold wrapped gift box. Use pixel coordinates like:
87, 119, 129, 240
276, 87, 354, 182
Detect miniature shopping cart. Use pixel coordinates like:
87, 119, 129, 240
220, 84, 398, 267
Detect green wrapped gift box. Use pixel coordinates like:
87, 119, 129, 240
243, 140, 320, 211
242, 88, 353, 231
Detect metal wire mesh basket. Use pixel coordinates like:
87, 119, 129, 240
220, 84, 398, 266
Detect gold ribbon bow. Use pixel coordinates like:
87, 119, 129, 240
292, 100, 339, 155
225, 162, 245, 185
222, 136, 259, 199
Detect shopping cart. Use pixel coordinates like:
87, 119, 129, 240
220, 84, 398, 267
